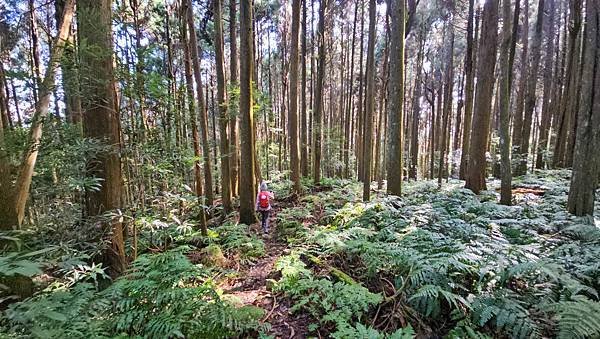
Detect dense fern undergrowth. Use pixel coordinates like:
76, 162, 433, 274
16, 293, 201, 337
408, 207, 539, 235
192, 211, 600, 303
2, 169, 600, 338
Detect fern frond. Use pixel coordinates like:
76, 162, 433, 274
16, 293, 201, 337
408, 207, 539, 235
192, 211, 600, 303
554, 296, 600, 339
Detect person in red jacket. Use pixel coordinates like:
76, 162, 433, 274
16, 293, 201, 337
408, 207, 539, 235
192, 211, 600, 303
255, 181, 274, 233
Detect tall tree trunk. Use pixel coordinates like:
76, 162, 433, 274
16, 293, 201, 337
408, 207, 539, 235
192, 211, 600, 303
312, 0, 327, 185
2, 0, 75, 230
567, 0, 600, 216
28, 0, 41, 104
356, 0, 365, 181
438, 26, 454, 188
0, 66, 10, 129
410, 28, 425, 180
535, 0, 556, 169
363, 0, 376, 201
516, 0, 545, 176
214, 0, 232, 213
465, 0, 499, 194
186, 0, 214, 207
55, 0, 82, 124
553, 0, 582, 168
0, 75, 12, 228
300, 0, 309, 177
511, 0, 529, 166
229, 0, 239, 197
209, 77, 220, 195
289, 0, 302, 193
181, 2, 207, 234
386, 0, 405, 196
129, 0, 148, 139
459, 0, 477, 180
78, 0, 126, 275
344, 2, 359, 179
239, 0, 257, 225
427, 84, 435, 179
498, 0, 520, 205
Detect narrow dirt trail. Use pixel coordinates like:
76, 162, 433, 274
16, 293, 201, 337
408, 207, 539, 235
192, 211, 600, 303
219, 206, 310, 338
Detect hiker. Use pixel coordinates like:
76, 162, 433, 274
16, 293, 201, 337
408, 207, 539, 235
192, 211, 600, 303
255, 181, 274, 233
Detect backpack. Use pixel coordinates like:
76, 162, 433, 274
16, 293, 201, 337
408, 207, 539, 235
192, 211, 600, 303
258, 192, 270, 209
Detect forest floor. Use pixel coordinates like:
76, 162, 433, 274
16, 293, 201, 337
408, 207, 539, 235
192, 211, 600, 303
3, 170, 600, 338
217, 204, 311, 338
211, 170, 600, 338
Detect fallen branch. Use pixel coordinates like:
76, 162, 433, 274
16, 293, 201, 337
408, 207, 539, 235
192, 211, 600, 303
303, 254, 357, 285
261, 294, 277, 322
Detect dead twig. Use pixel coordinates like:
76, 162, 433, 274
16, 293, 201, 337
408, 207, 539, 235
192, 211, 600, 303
261, 295, 278, 322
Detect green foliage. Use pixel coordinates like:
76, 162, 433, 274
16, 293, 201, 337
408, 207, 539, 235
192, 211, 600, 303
271, 171, 600, 338
471, 292, 541, 339
332, 323, 415, 339
211, 223, 265, 262
286, 277, 382, 331
4, 283, 110, 338
107, 248, 264, 338
0, 249, 51, 278
274, 254, 382, 333
409, 285, 471, 317
273, 253, 312, 291
275, 206, 311, 243
446, 320, 492, 339
553, 296, 600, 339
2, 249, 265, 338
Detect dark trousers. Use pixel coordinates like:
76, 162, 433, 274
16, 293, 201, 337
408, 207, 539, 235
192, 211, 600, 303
260, 210, 270, 231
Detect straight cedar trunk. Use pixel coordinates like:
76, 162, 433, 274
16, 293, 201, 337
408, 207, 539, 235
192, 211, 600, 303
460, 3, 479, 180
78, 0, 126, 275
279, 30, 288, 175
465, 0, 499, 194
164, 8, 176, 150
438, 27, 454, 188
338, 23, 347, 179
1, 0, 75, 229
0, 82, 11, 228
356, 0, 365, 181
426, 83, 435, 179
209, 80, 220, 196
181, 3, 207, 234
568, 0, 600, 216
344, 2, 359, 179
1, 67, 13, 128
214, 0, 232, 214
229, 0, 239, 197
186, 0, 214, 207
498, 0, 520, 205
376, 23, 390, 187
516, 0, 545, 176
553, 0, 582, 168
300, 0, 309, 177
289, 0, 302, 193
312, 0, 327, 185
454, 71, 465, 155
0, 67, 10, 129
130, 0, 148, 140
535, 0, 556, 169
409, 28, 424, 180
363, 0, 376, 201
386, 0, 405, 196
28, 0, 41, 103
55, 0, 82, 124
511, 0, 529, 164
239, 0, 257, 225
